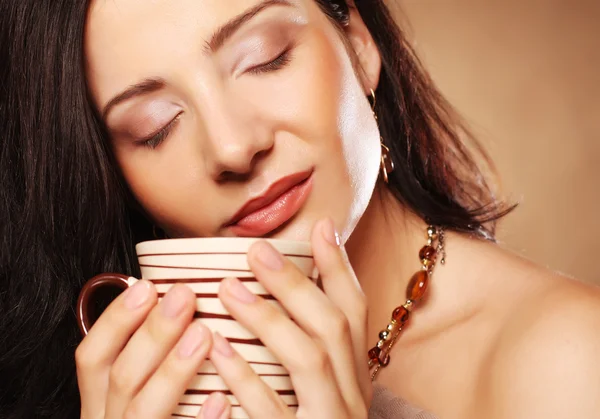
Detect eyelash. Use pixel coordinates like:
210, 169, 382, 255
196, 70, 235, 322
139, 50, 292, 149
248, 48, 292, 75
140, 113, 182, 149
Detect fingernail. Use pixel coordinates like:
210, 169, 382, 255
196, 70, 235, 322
212, 332, 234, 358
202, 392, 227, 419
124, 281, 151, 310
322, 218, 341, 246
254, 241, 284, 270
225, 277, 256, 304
177, 323, 207, 359
161, 286, 188, 318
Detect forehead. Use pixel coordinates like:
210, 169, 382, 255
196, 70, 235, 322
86, 0, 267, 42
84, 0, 307, 107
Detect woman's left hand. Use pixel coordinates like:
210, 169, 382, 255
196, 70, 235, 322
199, 218, 372, 419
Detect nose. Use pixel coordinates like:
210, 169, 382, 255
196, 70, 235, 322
199, 92, 273, 181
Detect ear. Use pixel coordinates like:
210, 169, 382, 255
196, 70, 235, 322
343, 6, 382, 93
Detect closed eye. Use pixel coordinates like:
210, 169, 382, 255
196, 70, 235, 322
247, 48, 292, 75
139, 113, 183, 149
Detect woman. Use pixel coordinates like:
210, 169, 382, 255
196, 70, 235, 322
1, 0, 599, 418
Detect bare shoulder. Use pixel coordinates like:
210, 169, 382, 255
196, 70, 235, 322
475, 268, 600, 419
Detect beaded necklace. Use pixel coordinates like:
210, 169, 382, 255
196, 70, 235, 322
368, 225, 445, 380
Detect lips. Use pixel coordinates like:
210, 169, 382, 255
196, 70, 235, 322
225, 170, 313, 237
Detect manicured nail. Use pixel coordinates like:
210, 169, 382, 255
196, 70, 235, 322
254, 241, 284, 270
177, 323, 207, 359
212, 332, 234, 358
322, 218, 341, 246
161, 286, 188, 318
202, 392, 227, 419
225, 277, 256, 304
124, 281, 151, 310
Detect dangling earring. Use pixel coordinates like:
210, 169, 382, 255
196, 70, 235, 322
380, 143, 395, 184
370, 89, 395, 184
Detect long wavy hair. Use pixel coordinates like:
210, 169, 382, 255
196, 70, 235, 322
0, 1, 511, 417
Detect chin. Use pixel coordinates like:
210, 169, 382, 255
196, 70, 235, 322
266, 215, 316, 242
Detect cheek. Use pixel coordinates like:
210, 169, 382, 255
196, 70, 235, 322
115, 148, 218, 237
337, 74, 382, 239
295, 28, 381, 239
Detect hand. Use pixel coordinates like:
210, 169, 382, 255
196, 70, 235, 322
76, 282, 219, 419
202, 218, 372, 419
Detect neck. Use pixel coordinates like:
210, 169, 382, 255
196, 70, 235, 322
346, 183, 486, 346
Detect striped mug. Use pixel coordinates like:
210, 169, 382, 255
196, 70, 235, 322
77, 238, 317, 419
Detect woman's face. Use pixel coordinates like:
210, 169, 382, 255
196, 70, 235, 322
85, 0, 382, 242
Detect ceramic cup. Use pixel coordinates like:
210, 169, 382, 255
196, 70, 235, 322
77, 238, 317, 419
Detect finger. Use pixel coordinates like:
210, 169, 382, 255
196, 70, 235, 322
197, 392, 231, 419
311, 218, 371, 400
247, 236, 366, 409
245, 240, 341, 339
127, 321, 212, 418
312, 218, 368, 336
218, 277, 345, 416
209, 332, 295, 419
75, 280, 157, 417
104, 284, 197, 419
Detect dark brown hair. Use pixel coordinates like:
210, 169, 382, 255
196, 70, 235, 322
319, 0, 511, 238
0, 1, 510, 417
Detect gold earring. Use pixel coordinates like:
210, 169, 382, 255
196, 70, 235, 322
370, 89, 395, 184
380, 143, 394, 184
370, 88, 377, 119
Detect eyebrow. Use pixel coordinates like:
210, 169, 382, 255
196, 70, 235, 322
102, 78, 166, 120
101, 0, 293, 120
206, 0, 293, 52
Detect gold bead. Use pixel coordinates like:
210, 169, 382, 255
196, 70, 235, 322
377, 340, 385, 348
427, 226, 437, 240
386, 323, 395, 331
403, 300, 414, 311
422, 258, 434, 268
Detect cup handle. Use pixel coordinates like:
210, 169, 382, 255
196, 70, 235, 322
76, 273, 138, 336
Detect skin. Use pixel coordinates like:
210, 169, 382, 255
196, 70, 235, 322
78, 0, 600, 418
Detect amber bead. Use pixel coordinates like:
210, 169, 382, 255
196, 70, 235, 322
380, 353, 391, 367
392, 306, 410, 324
419, 245, 436, 262
368, 346, 381, 363
406, 270, 429, 301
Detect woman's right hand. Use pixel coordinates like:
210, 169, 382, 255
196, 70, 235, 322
75, 281, 221, 419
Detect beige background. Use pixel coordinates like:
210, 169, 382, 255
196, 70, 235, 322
394, 1, 600, 283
